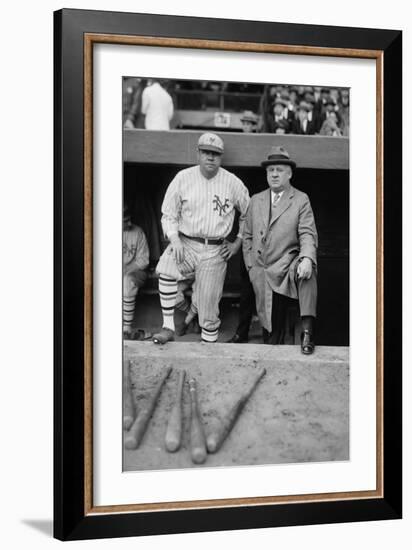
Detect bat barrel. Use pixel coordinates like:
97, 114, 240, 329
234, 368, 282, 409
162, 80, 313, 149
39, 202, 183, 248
124, 367, 172, 450
189, 377, 207, 464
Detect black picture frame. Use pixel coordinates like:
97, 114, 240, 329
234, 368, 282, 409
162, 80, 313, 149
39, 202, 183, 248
54, 8, 402, 541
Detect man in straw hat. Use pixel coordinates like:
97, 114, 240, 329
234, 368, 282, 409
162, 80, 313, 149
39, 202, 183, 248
243, 146, 318, 354
153, 132, 250, 344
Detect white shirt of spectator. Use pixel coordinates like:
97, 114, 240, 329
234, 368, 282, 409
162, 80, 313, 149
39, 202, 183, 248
161, 165, 250, 240
141, 82, 174, 130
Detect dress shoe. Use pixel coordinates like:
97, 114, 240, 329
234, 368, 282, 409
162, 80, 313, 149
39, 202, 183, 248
301, 329, 315, 355
226, 333, 248, 344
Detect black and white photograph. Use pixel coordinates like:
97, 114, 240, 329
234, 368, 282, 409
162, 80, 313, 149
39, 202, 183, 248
122, 76, 350, 471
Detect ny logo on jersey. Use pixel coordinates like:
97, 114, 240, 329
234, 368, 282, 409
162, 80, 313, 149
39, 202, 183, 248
213, 194, 230, 216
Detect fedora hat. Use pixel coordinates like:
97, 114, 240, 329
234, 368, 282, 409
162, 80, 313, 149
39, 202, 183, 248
261, 146, 296, 169
240, 110, 258, 124
273, 97, 288, 108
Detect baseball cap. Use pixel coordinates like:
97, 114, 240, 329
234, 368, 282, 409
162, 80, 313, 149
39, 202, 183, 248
198, 133, 224, 154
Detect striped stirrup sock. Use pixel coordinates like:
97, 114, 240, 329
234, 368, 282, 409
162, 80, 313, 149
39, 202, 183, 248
159, 275, 178, 331
123, 296, 135, 329
201, 326, 218, 343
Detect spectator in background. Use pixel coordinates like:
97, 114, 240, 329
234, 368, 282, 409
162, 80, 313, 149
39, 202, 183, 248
288, 87, 299, 116
318, 97, 338, 129
338, 89, 350, 136
329, 88, 340, 104
141, 79, 174, 130
313, 86, 322, 103
291, 102, 317, 135
273, 118, 290, 135
240, 110, 259, 133
269, 98, 291, 134
314, 87, 331, 120
304, 93, 322, 133
279, 90, 295, 123
319, 111, 343, 137
123, 77, 145, 129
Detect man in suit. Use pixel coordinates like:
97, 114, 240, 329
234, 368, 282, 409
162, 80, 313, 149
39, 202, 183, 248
291, 102, 317, 135
269, 98, 292, 134
243, 146, 318, 354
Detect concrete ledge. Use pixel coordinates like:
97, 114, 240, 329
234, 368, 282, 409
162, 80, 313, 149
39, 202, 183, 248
125, 341, 348, 366
124, 129, 349, 169
123, 343, 349, 472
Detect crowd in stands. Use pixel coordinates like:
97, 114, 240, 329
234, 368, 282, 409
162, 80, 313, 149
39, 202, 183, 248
258, 84, 349, 137
123, 78, 349, 137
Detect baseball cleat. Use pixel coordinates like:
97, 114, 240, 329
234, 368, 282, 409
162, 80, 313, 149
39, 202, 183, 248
152, 327, 175, 345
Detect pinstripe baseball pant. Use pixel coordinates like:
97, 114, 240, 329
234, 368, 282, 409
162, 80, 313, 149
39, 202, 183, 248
123, 267, 147, 330
156, 235, 227, 341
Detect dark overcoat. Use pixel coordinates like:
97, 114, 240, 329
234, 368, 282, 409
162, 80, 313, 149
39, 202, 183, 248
242, 185, 318, 331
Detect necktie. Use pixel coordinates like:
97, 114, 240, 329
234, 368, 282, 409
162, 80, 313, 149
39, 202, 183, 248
272, 193, 281, 207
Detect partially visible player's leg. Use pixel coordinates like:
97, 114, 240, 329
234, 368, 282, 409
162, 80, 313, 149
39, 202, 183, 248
123, 268, 147, 338
175, 279, 193, 313
154, 242, 196, 344
194, 248, 227, 343
175, 278, 201, 336
158, 275, 178, 332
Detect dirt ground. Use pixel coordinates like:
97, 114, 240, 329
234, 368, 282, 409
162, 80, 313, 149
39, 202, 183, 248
123, 342, 349, 472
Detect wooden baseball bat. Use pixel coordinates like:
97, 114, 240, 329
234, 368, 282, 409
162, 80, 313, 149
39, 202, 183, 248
165, 369, 186, 452
188, 378, 207, 464
206, 367, 266, 453
124, 366, 172, 450
123, 360, 135, 431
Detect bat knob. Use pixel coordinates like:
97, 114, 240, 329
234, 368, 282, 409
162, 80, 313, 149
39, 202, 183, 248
191, 447, 207, 464
124, 435, 138, 450
206, 434, 218, 453
165, 436, 180, 453
123, 416, 134, 431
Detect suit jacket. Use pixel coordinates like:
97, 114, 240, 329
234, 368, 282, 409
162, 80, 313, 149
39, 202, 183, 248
291, 118, 317, 135
242, 186, 318, 331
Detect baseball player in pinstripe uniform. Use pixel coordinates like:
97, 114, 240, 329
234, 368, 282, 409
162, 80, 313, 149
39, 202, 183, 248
123, 205, 150, 340
153, 132, 250, 344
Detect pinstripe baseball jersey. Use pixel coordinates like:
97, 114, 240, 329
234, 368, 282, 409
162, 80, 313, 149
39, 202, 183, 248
123, 225, 149, 271
161, 166, 250, 240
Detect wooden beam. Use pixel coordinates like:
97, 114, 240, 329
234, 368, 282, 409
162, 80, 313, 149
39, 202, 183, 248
124, 129, 349, 170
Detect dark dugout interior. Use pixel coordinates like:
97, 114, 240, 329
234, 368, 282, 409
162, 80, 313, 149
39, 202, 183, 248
124, 163, 349, 346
